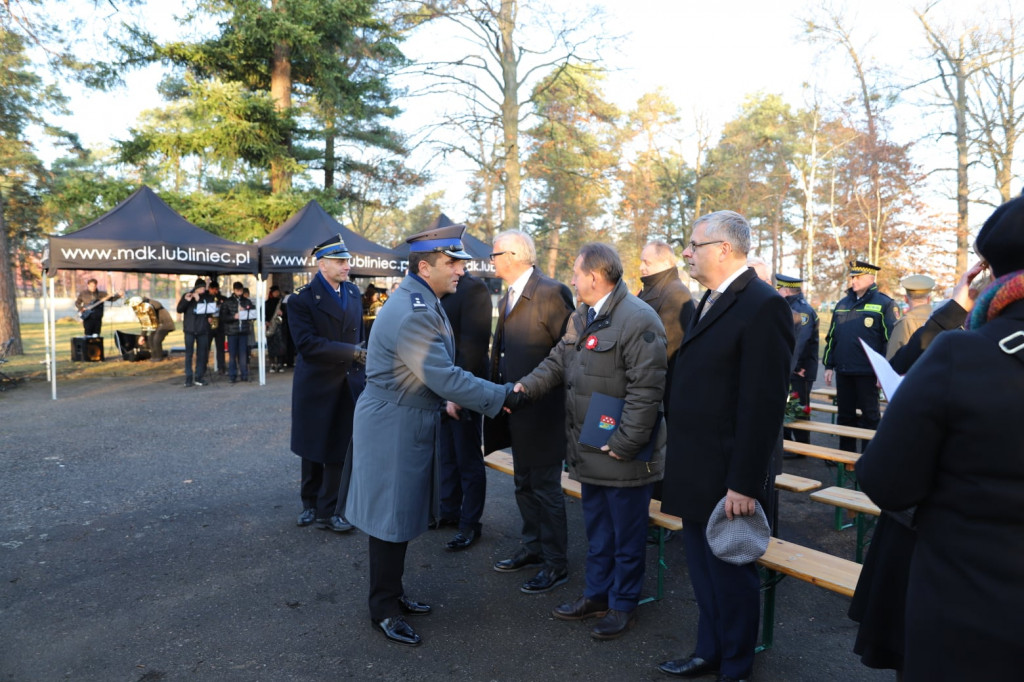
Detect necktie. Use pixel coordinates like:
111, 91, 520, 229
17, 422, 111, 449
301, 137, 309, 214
586, 307, 596, 326
505, 287, 515, 317
699, 291, 720, 320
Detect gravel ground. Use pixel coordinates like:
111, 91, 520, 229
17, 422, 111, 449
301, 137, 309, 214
0, 362, 891, 682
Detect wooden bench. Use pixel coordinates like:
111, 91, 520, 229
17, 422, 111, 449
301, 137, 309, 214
810, 486, 880, 562
774, 472, 822, 493
483, 450, 860, 650
785, 420, 875, 442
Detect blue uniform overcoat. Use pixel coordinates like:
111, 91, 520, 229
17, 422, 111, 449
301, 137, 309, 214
288, 273, 365, 464
345, 274, 506, 543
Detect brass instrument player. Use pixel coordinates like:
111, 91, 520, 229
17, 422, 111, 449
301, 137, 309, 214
176, 278, 216, 387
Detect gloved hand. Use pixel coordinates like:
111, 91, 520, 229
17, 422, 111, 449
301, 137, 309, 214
352, 347, 367, 365
503, 383, 530, 412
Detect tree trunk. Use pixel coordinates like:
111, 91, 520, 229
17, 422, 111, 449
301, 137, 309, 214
270, 29, 293, 195
0, 194, 24, 354
954, 51, 970, 274
324, 116, 336, 190
499, 0, 520, 231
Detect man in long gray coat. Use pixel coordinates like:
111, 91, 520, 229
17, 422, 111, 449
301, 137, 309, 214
344, 223, 513, 648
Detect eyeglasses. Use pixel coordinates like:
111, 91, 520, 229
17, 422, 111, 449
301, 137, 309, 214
686, 240, 724, 251
488, 251, 515, 260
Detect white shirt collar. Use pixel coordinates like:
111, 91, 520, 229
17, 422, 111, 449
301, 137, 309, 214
507, 267, 534, 306
590, 291, 613, 317
715, 263, 750, 294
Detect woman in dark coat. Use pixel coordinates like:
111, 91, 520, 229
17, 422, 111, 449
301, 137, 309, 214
848, 260, 987, 673
855, 195, 1024, 681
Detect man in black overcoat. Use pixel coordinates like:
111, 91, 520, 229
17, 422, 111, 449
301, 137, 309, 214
485, 229, 575, 594
437, 271, 493, 551
658, 211, 794, 681
288, 234, 366, 532
637, 239, 694, 416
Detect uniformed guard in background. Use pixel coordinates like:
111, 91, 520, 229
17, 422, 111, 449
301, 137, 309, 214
886, 274, 936, 360
776, 274, 819, 447
823, 260, 898, 452
343, 223, 518, 647
288, 234, 366, 533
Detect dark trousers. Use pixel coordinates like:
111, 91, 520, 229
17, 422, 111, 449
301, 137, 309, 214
226, 333, 249, 381
82, 317, 101, 336
682, 522, 760, 680
438, 410, 486, 531
300, 459, 342, 519
581, 482, 652, 611
149, 328, 169, 362
368, 535, 408, 621
835, 373, 881, 452
183, 332, 209, 383
209, 328, 226, 372
513, 461, 568, 570
784, 376, 812, 444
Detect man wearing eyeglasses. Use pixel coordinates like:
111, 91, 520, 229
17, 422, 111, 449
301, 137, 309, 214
659, 211, 794, 681
822, 261, 898, 452
485, 229, 576, 596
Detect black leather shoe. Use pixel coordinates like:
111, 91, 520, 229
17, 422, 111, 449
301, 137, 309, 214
445, 528, 480, 551
296, 508, 316, 526
520, 567, 568, 594
428, 517, 458, 530
552, 595, 608, 621
398, 596, 432, 616
316, 515, 353, 532
658, 655, 719, 678
591, 608, 636, 640
493, 550, 544, 573
373, 616, 421, 646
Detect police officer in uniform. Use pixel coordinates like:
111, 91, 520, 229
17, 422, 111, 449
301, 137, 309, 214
886, 274, 935, 360
288, 234, 366, 532
823, 260, 898, 452
343, 224, 519, 647
776, 274, 819, 446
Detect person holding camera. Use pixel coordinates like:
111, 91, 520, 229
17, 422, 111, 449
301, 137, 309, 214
176, 278, 216, 387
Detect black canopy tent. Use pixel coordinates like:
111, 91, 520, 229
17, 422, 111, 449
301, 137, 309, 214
257, 200, 403, 278
45, 186, 258, 276
41, 186, 260, 399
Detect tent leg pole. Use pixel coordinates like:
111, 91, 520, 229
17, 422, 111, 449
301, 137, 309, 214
49, 277, 57, 400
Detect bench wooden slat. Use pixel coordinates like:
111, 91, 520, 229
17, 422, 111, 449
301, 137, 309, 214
810, 486, 881, 516
758, 538, 861, 597
785, 420, 876, 440
774, 473, 822, 493
487, 450, 825, 494
783, 440, 859, 466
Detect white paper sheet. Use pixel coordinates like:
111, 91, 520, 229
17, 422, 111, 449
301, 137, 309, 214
859, 338, 904, 401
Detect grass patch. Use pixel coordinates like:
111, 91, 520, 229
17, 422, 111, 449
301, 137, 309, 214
3, 320, 191, 383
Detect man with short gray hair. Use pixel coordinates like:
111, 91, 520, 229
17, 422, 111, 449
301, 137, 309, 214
659, 211, 794, 680
486, 229, 575, 595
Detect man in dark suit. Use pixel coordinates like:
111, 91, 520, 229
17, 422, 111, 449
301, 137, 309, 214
437, 271, 493, 551
485, 229, 575, 594
658, 211, 794, 682
288, 234, 366, 532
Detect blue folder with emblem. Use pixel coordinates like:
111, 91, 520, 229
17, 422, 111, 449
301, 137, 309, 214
578, 392, 660, 462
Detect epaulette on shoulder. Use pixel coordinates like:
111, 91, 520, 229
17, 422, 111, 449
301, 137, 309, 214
294, 283, 309, 295
409, 292, 429, 312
